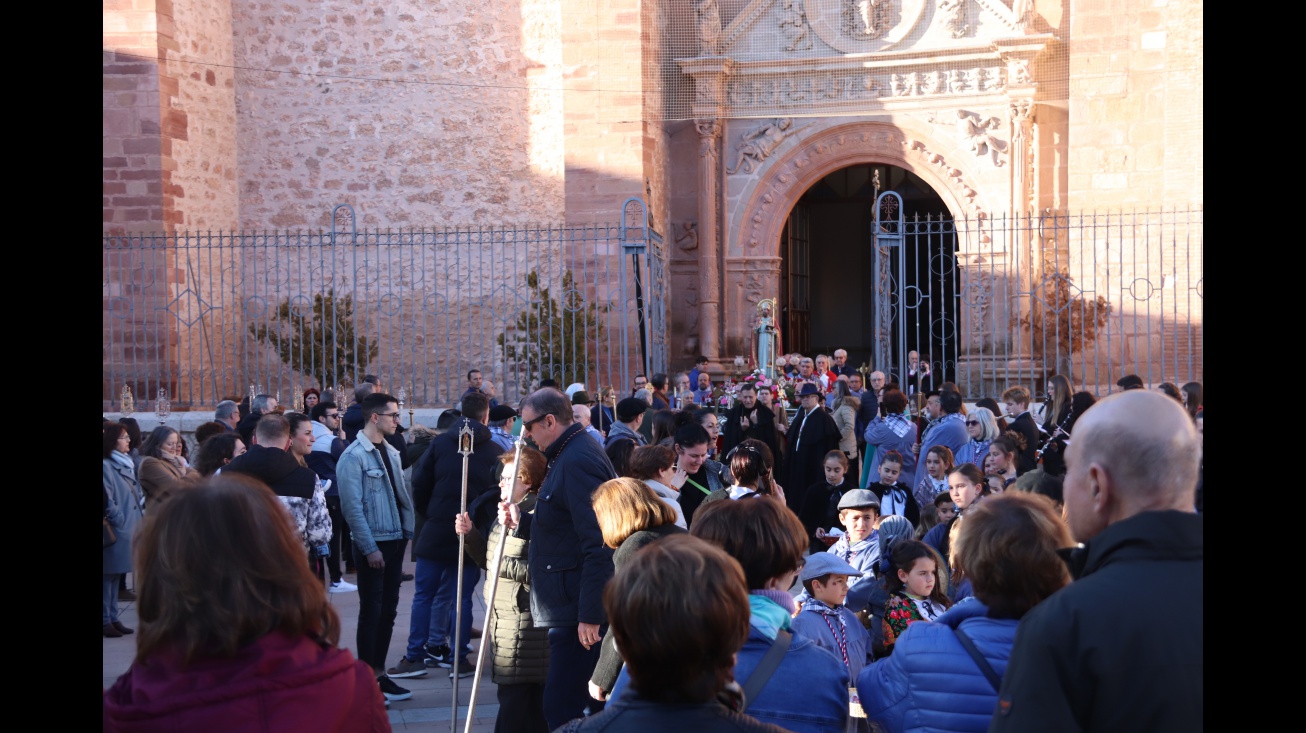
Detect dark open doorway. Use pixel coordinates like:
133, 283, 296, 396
780, 164, 955, 382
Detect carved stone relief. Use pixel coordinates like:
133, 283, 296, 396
676, 221, 700, 252
1007, 58, 1032, 85
738, 127, 993, 256
954, 110, 1007, 166
938, 0, 969, 38
844, 0, 890, 40
726, 118, 813, 176
695, 0, 722, 56
779, 0, 813, 52
803, 0, 926, 53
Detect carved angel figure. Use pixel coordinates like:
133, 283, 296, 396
695, 0, 722, 55
938, 0, 969, 39
727, 118, 802, 175
779, 0, 813, 51
955, 110, 1007, 166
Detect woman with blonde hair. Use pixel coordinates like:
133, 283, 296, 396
857, 492, 1073, 733
589, 477, 686, 701
103, 473, 388, 730
955, 406, 1000, 470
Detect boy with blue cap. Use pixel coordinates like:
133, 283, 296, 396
792, 552, 874, 730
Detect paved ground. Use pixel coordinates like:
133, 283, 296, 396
104, 556, 505, 732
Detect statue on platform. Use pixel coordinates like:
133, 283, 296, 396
753, 298, 783, 380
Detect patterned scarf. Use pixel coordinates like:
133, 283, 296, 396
749, 591, 795, 641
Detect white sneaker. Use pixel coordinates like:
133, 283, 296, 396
329, 580, 358, 593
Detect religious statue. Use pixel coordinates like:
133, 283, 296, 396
845, 0, 887, 40
726, 118, 809, 175
955, 110, 1007, 166
695, 0, 722, 56
779, 0, 813, 52
675, 221, 699, 252
753, 298, 783, 380
939, 0, 969, 39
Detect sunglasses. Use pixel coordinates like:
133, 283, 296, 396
521, 413, 550, 431
965, 420, 980, 426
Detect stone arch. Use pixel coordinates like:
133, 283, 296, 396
731, 118, 993, 260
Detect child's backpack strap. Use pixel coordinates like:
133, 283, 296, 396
741, 629, 792, 712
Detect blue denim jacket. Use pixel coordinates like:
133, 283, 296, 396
336, 432, 414, 556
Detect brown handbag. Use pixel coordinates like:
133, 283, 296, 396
103, 516, 117, 548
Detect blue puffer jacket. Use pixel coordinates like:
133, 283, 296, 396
856, 600, 1015, 733
609, 596, 850, 733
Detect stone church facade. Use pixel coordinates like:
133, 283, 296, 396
104, 0, 1202, 391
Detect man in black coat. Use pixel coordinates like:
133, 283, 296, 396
235, 393, 278, 447
784, 383, 841, 516
224, 413, 317, 500
719, 382, 782, 476
396, 392, 503, 678
1001, 385, 1041, 473
500, 388, 617, 729
991, 390, 1203, 733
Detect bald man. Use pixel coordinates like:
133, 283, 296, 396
990, 391, 1202, 733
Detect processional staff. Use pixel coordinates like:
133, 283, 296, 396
451, 418, 474, 733
463, 436, 524, 733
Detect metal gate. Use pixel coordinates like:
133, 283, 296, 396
102, 199, 666, 410
872, 189, 959, 398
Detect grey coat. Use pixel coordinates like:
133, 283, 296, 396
463, 494, 550, 686
103, 458, 145, 575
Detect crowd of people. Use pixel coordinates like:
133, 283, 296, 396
103, 358, 1204, 733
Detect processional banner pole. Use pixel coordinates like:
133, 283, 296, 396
451, 418, 474, 733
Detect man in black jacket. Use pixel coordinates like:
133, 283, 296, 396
1001, 385, 1041, 473
991, 390, 1202, 733
224, 413, 317, 501
719, 382, 781, 476
784, 383, 841, 516
235, 393, 278, 447
500, 388, 617, 729
391, 392, 503, 680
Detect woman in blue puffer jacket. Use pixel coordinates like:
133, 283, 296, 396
856, 492, 1074, 733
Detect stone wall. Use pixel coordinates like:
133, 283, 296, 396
1066, 0, 1202, 209
231, 0, 566, 229
104, 0, 168, 232
170, 0, 239, 229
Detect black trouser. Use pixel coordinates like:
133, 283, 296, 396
325, 495, 347, 583
495, 682, 548, 733
353, 539, 408, 673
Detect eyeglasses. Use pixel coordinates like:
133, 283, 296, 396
965, 421, 980, 426
376, 412, 401, 420
521, 413, 550, 432
324, 413, 340, 419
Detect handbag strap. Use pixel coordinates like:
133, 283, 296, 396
952, 626, 1002, 692
742, 628, 792, 712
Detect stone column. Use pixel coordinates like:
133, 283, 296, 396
696, 119, 722, 360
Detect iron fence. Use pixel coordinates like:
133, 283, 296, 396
103, 200, 666, 410
874, 207, 1203, 400
103, 204, 1201, 411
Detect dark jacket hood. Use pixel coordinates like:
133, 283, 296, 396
223, 445, 316, 498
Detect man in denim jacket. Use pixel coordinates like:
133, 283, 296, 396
336, 391, 416, 703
